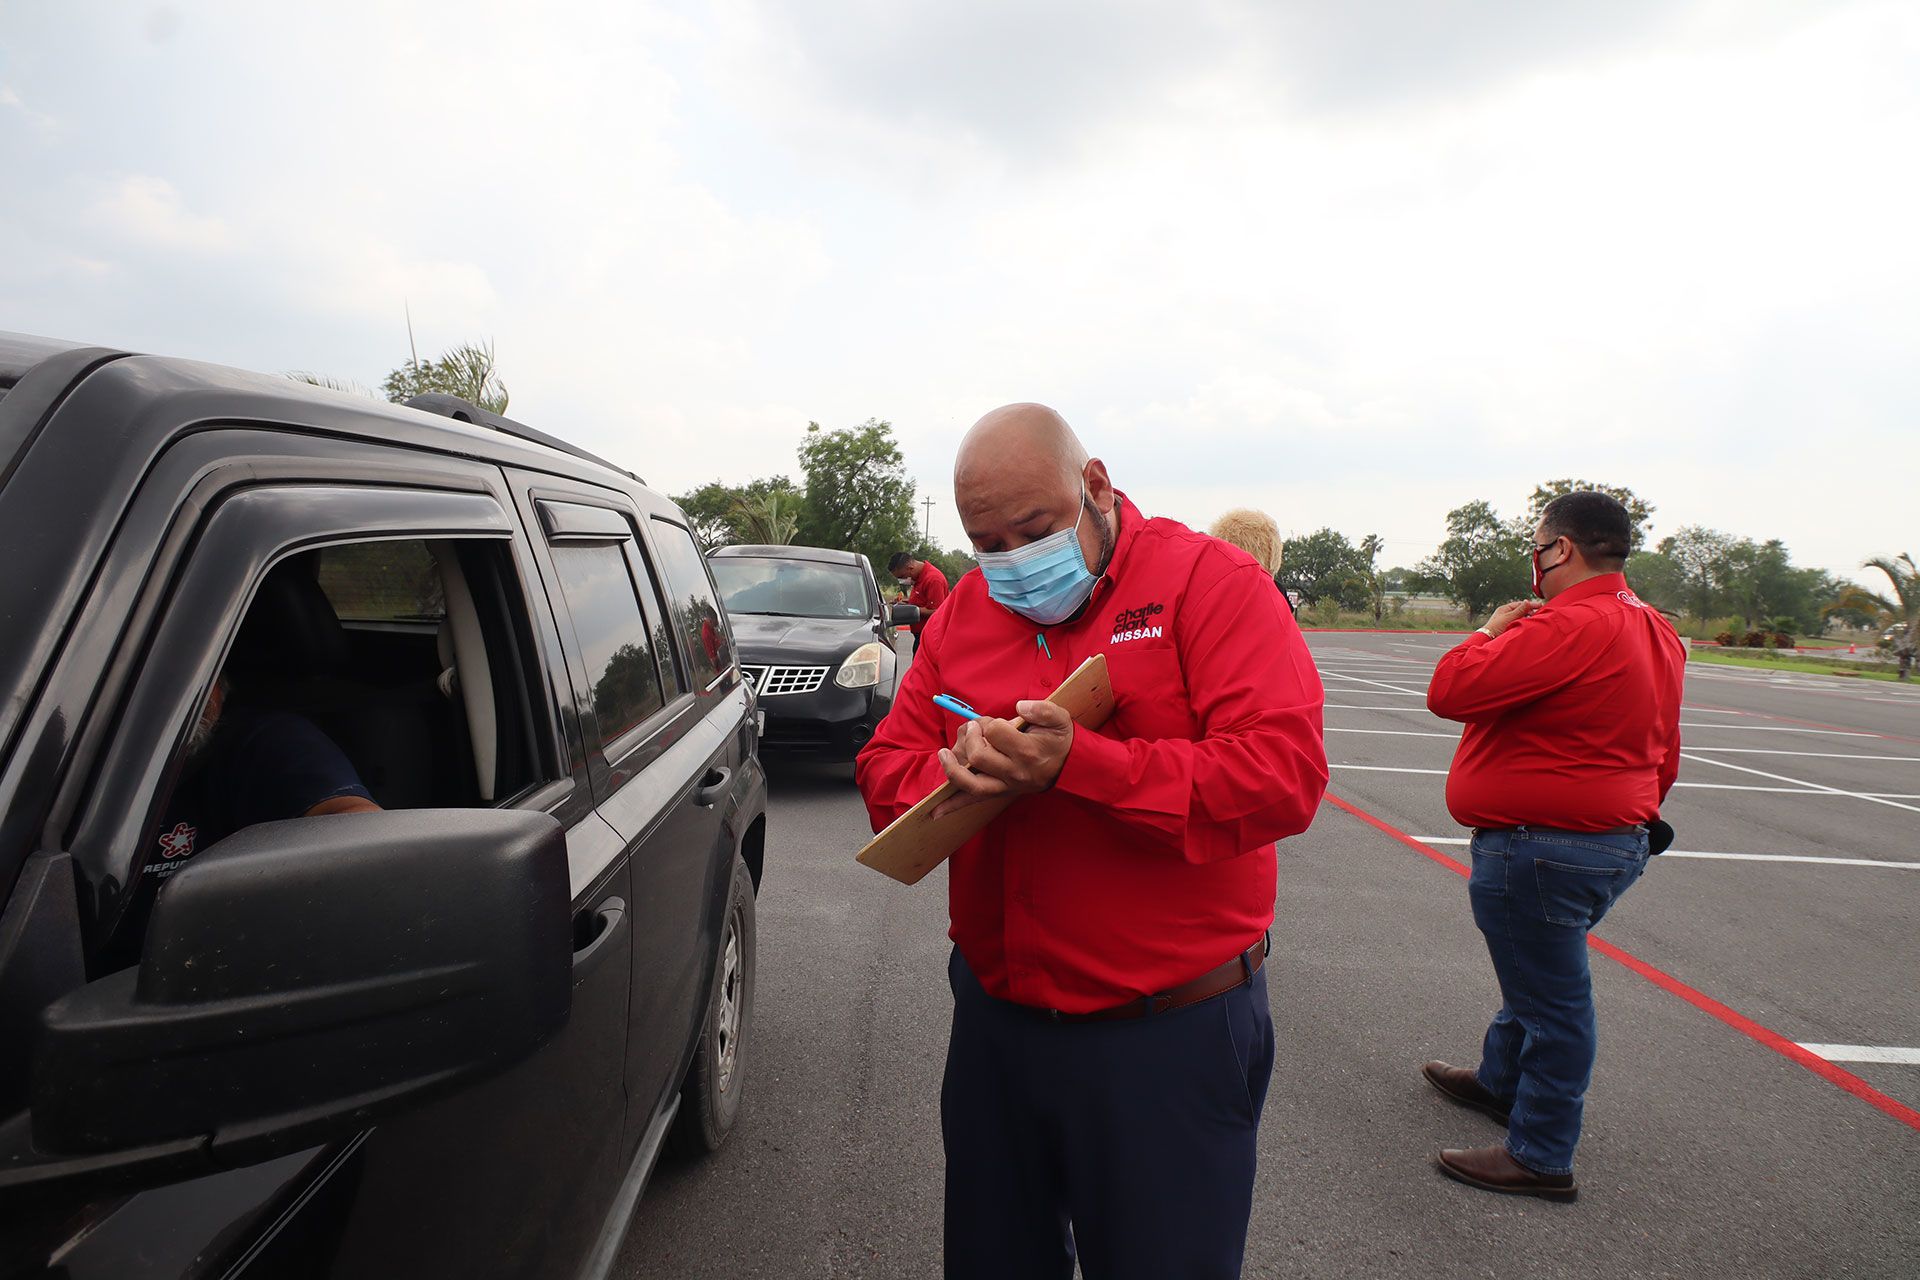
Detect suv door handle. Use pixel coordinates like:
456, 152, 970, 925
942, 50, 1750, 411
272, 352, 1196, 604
695, 766, 733, 808
572, 898, 626, 973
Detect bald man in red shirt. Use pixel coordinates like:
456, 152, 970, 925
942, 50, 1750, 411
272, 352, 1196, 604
1422, 492, 1686, 1202
857, 404, 1326, 1279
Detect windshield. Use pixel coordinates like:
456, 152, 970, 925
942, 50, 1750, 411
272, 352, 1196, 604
710, 557, 871, 619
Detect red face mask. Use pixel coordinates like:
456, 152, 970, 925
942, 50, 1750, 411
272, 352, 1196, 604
1529, 538, 1567, 598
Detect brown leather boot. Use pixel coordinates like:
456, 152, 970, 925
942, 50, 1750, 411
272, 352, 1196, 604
1421, 1060, 1512, 1124
1437, 1145, 1577, 1201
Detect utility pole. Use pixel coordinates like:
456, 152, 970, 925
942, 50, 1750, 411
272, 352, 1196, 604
921, 495, 935, 545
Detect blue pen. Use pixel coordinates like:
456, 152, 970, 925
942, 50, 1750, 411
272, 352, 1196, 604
933, 694, 1033, 733
932, 694, 982, 721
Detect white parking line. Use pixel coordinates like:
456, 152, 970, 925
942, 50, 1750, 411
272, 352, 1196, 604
1324, 728, 1458, 739
1679, 724, 1876, 737
1665, 852, 1920, 869
1797, 1045, 1920, 1064
1406, 836, 1920, 870
1679, 752, 1920, 815
1320, 690, 1428, 702
1321, 703, 1443, 711
1320, 672, 1429, 696
1326, 763, 1841, 794
1670, 782, 1830, 792
1681, 748, 1920, 762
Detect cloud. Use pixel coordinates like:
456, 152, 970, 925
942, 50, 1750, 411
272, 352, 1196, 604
87, 175, 230, 252
1, 0, 1915, 583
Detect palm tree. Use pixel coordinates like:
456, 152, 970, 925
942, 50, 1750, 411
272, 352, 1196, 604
382, 339, 509, 414
285, 371, 376, 397
1829, 553, 1919, 679
735, 491, 800, 545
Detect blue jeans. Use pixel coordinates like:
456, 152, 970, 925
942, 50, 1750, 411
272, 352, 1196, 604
1467, 826, 1650, 1175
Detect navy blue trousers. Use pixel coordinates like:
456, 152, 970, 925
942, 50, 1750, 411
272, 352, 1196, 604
941, 948, 1274, 1280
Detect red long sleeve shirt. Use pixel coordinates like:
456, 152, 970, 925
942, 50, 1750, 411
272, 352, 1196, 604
1427, 573, 1688, 831
856, 494, 1328, 1013
906, 560, 949, 640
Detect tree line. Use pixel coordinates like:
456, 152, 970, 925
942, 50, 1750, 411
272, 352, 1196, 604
672, 419, 978, 588
1286, 477, 1917, 659
293, 344, 1914, 673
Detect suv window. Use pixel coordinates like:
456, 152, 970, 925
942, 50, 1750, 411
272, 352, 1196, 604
316, 540, 444, 622
104, 535, 549, 967
550, 543, 667, 747
651, 519, 732, 689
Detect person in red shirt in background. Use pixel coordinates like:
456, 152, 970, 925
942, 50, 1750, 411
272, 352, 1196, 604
888, 549, 950, 644
1422, 491, 1686, 1202
857, 404, 1326, 1280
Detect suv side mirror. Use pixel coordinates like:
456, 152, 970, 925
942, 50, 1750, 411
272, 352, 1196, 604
889, 602, 918, 626
0, 809, 570, 1202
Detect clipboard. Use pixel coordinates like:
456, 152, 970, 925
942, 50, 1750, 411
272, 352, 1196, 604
856, 653, 1115, 885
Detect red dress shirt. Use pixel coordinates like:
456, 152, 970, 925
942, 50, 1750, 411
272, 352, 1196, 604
1428, 573, 1688, 831
856, 495, 1328, 1013
907, 560, 950, 640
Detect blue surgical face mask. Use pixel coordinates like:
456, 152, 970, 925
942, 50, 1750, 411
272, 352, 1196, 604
975, 492, 1099, 625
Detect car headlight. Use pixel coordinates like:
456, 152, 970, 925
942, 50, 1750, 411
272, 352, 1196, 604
835, 641, 890, 689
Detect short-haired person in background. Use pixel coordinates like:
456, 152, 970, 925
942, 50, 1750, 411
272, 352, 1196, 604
1208, 509, 1292, 617
889, 550, 950, 646
1422, 491, 1687, 1200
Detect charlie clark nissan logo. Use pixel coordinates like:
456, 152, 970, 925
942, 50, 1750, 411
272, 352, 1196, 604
1112, 601, 1165, 643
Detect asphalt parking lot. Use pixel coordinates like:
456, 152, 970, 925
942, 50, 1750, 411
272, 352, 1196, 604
617, 631, 1920, 1279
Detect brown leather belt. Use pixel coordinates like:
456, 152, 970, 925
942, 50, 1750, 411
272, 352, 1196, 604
1047, 935, 1268, 1024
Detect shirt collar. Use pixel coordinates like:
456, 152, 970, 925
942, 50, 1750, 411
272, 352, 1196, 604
1547, 571, 1630, 608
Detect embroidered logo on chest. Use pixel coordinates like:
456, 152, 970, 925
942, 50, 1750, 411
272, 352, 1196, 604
1111, 601, 1166, 644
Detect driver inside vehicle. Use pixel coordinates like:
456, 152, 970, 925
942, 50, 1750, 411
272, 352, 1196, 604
103, 674, 381, 968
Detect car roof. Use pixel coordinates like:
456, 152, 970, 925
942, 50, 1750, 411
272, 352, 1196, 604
0, 330, 90, 391
710, 544, 870, 567
0, 330, 650, 494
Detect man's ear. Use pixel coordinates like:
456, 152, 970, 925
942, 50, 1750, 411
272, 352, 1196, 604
1084, 458, 1115, 512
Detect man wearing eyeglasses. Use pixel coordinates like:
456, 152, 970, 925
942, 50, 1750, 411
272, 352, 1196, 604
1422, 491, 1687, 1201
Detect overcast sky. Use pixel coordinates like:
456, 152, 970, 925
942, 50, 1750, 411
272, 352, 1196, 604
4, 1, 1915, 578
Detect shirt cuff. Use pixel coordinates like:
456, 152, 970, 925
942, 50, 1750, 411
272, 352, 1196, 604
1054, 727, 1130, 806
1464, 629, 1495, 647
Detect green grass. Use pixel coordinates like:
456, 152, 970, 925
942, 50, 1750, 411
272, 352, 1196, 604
1298, 611, 1469, 630
1689, 648, 1907, 682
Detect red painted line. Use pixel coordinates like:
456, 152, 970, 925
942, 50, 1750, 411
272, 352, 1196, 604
1322, 792, 1920, 1134
1324, 794, 1467, 878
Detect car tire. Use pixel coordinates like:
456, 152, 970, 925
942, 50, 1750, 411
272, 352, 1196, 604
670, 855, 756, 1156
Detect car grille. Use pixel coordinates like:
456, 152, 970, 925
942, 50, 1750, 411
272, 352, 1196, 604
740, 664, 830, 696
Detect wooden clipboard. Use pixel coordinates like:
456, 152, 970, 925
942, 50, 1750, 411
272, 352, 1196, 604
856, 653, 1115, 886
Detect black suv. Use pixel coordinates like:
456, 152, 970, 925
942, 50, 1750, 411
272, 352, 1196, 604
0, 333, 768, 1279
708, 544, 899, 759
